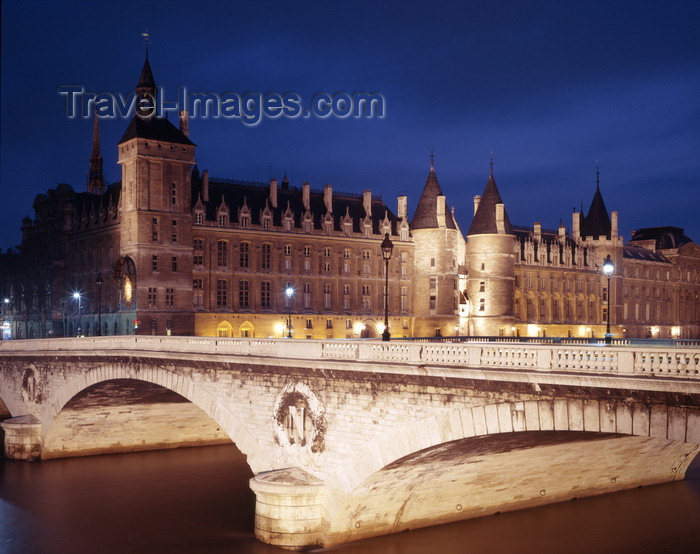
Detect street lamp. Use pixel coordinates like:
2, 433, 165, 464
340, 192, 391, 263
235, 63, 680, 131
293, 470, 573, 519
73, 292, 83, 336
381, 233, 394, 342
2, 298, 10, 340
96, 273, 104, 336
285, 286, 294, 338
603, 255, 614, 344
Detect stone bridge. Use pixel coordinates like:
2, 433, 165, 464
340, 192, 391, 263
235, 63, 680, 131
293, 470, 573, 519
1, 336, 699, 550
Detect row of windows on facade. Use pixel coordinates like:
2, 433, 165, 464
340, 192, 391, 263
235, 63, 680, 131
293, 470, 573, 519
192, 240, 408, 274
515, 296, 604, 323
190, 279, 410, 310
193, 209, 405, 240
518, 242, 590, 267
515, 274, 606, 294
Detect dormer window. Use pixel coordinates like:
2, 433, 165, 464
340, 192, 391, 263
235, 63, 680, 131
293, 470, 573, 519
218, 214, 228, 226
240, 216, 250, 228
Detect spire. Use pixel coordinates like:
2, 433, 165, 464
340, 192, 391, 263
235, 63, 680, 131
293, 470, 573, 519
411, 157, 457, 230
467, 171, 513, 236
87, 112, 105, 194
135, 35, 157, 117
135, 56, 157, 99
581, 164, 611, 239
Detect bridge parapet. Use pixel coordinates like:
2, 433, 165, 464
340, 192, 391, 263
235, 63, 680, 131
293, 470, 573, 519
2, 336, 700, 379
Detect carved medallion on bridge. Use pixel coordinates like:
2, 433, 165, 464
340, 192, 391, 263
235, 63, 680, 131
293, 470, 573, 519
21, 365, 42, 404
273, 382, 326, 454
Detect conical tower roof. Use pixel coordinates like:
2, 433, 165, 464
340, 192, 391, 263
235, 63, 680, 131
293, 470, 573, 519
411, 164, 457, 229
136, 56, 157, 98
581, 184, 611, 239
467, 172, 513, 236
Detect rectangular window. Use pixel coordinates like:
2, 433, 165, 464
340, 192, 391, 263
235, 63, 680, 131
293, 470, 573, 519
171, 183, 177, 205
261, 281, 271, 308
303, 283, 311, 309
240, 242, 249, 268
323, 284, 332, 309
165, 288, 174, 307
218, 240, 228, 267
217, 280, 228, 307
193, 239, 204, 266
152, 255, 158, 272
239, 280, 249, 308
261, 243, 271, 270
171, 256, 178, 272
148, 287, 157, 307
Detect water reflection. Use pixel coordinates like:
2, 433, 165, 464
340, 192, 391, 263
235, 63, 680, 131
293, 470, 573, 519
1, 445, 699, 553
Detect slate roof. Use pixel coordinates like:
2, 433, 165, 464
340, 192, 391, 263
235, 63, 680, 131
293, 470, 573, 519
629, 226, 693, 250
467, 173, 513, 236
581, 185, 611, 239
623, 245, 670, 263
411, 166, 457, 230
194, 174, 400, 235
119, 115, 195, 146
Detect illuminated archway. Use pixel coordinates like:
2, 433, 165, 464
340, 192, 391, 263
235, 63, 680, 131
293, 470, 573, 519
239, 321, 254, 338
216, 321, 233, 337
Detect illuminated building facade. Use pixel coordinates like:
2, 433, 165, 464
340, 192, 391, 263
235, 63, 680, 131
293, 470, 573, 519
1, 56, 699, 340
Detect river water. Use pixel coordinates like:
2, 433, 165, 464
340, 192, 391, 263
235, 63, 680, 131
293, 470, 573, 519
1, 444, 699, 553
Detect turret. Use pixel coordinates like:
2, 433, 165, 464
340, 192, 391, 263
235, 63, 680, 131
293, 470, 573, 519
410, 157, 464, 336
465, 168, 515, 336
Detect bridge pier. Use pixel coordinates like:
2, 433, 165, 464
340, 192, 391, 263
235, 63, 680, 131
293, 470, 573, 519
250, 467, 326, 551
1, 415, 42, 461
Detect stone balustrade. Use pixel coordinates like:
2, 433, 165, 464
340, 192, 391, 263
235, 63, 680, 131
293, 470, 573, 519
2, 336, 699, 379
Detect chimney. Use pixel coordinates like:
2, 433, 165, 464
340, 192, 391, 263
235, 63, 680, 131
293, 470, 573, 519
302, 182, 310, 211
611, 211, 619, 239
496, 203, 505, 234
437, 195, 446, 228
179, 111, 189, 137
202, 170, 209, 202
323, 184, 333, 213
534, 222, 541, 242
269, 177, 278, 209
473, 194, 481, 216
572, 212, 581, 241
398, 195, 407, 219
363, 189, 372, 217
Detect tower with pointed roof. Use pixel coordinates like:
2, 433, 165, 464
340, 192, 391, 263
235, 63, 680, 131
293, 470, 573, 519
117, 55, 197, 335
465, 167, 516, 336
410, 157, 466, 337
573, 166, 623, 335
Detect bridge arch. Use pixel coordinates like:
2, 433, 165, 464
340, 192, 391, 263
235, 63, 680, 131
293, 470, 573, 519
322, 398, 700, 544
40, 362, 263, 467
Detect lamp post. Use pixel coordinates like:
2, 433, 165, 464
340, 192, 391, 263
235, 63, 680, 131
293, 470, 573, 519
73, 292, 82, 336
603, 255, 614, 344
2, 298, 10, 340
381, 233, 394, 342
95, 273, 104, 336
285, 286, 294, 338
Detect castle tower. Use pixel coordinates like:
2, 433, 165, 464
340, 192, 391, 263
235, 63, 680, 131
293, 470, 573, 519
410, 157, 465, 337
579, 167, 624, 335
117, 55, 196, 335
466, 168, 515, 336
87, 113, 105, 194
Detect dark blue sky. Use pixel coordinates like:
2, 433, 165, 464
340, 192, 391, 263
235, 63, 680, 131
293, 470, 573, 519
1, 0, 699, 251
